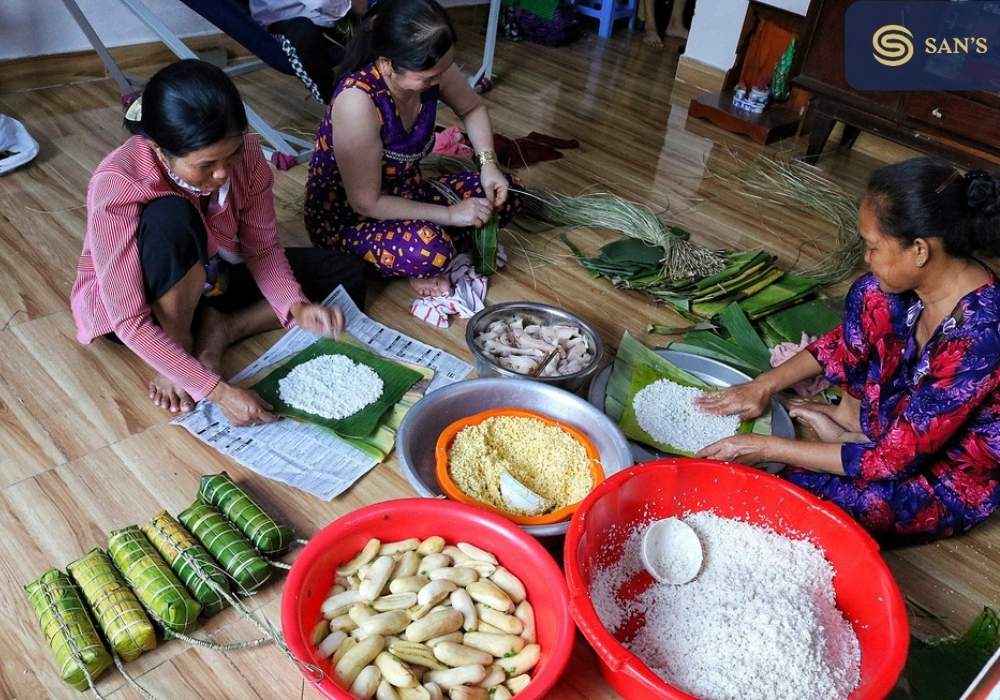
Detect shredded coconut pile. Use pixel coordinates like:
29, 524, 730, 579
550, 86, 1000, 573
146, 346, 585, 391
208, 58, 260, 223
278, 354, 383, 420
590, 512, 861, 700
633, 379, 739, 452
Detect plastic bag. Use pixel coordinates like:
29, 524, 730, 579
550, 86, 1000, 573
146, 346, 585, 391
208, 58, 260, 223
0, 114, 39, 175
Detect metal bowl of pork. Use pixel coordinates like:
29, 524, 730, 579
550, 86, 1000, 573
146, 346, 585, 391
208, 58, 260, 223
396, 378, 634, 538
465, 301, 605, 394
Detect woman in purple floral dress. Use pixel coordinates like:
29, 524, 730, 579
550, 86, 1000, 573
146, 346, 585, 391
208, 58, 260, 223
304, 0, 519, 297
698, 158, 1000, 545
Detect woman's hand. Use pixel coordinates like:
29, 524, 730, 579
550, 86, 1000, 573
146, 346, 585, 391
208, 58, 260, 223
208, 382, 276, 427
447, 197, 493, 228
292, 302, 344, 338
480, 163, 508, 207
696, 434, 773, 464
695, 379, 773, 421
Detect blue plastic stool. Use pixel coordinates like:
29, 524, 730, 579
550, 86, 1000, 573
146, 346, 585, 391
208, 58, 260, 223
574, 0, 638, 38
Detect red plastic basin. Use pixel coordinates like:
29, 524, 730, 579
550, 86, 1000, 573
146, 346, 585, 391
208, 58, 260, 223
564, 458, 909, 700
282, 498, 574, 699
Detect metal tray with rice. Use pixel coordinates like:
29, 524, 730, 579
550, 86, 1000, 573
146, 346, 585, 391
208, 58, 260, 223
588, 349, 794, 473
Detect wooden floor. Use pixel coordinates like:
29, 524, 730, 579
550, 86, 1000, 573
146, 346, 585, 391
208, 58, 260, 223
1, 8, 997, 698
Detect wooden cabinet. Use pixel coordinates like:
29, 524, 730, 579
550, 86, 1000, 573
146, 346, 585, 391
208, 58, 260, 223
794, 0, 1000, 168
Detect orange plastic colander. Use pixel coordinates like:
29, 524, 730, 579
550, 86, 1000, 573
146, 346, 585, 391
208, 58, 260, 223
434, 407, 605, 526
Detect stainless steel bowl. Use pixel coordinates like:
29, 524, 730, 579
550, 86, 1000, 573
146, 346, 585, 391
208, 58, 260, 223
396, 378, 634, 538
465, 301, 605, 394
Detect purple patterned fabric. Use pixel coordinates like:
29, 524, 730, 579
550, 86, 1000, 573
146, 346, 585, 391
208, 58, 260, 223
304, 64, 519, 277
785, 272, 1000, 545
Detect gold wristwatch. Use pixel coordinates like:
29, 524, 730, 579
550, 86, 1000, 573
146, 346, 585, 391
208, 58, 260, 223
476, 149, 498, 168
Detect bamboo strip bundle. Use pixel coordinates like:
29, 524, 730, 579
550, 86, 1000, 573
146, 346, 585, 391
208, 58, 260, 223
108, 526, 201, 635
178, 501, 272, 593
142, 511, 229, 617
67, 548, 157, 662
24, 569, 112, 692
198, 472, 294, 556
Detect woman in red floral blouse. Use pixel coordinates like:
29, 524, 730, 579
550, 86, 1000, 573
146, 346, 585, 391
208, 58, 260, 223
698, 158, 1000, 544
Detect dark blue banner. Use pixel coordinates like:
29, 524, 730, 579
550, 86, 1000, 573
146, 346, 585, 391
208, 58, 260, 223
845, 0, 1000, 91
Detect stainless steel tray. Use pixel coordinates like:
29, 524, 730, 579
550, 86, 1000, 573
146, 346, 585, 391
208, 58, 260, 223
396, 378, 634, 538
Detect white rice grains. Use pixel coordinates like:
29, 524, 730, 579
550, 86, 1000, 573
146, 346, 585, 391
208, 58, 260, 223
633, 379, 739, 452
278, 354, 384, 420
589, 512, 861, 700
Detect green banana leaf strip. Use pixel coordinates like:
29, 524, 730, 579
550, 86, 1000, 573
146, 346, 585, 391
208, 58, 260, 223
693, 250, 771, 291
108, 526, 201, 634
665, 341, 766, 377
178, 502, 272, 594
25, 569, 113, 691
683, 330, 772, 376
596, 237, 664, 267
692, 265, 781, 303
740, 273, 820, 318
251, 337, 422, 439
142, 511, 230, 617
67, 548, 157, 662
198, 473, 294, 556
693, 259, 776, 301
763, 298, 843, 342
719, 303, 771, 367
691, 300, 728, 319
472, 213, 500, 275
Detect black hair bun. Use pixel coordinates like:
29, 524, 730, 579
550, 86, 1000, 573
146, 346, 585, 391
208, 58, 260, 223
965, 170, 999, 215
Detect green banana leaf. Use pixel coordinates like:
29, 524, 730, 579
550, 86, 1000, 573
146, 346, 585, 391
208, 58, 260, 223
596, 237, 664, 267
251, 337, 422, 439
741, 273, 820, 319
472, 213, 500, 276
142, 511, 230, 617
692, 250, 772, 291
338, 363, 434, 460
890, 607, 1000, 700
608, 332, 760, 456
25, 569, 112, 691
67, 548, 157, 662
692, 260, 777, 302
108, 526, 201, 634
198, 473, 293, 557
762, 298, 843, 342
178, 502, 272, 594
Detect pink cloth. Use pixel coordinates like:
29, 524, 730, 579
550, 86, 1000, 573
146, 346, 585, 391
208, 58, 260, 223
432, 126, 473, 159
410, 250, 506, 328
771, 332, 830, 398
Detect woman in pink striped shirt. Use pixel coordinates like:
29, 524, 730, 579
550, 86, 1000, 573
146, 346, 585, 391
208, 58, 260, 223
71, 60, 365, 425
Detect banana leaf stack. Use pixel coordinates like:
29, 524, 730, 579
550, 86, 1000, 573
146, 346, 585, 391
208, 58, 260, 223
24, 569, 113, 691
67, 548, 157, 662
564, 235, 821, 321
606, 331, 771, 456
142, 511, 230, 617
178, 502, 272, 594
108, 526, 202, 635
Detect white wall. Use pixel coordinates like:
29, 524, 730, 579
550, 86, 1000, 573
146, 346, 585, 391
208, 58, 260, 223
684, 0, 811, 72
0, 0, 487, 61
0, 0, 216, 61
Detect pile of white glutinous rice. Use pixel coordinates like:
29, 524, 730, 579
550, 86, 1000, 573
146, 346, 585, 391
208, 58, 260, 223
590, 512, 861, 700
278, 354, 383, 419
633, 379, 739, 452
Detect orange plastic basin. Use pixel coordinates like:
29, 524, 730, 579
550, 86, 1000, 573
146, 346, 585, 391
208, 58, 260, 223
435, 407, 605, 526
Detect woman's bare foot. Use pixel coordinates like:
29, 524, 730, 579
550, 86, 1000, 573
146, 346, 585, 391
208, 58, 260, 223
409, 274, 452, 298
789, 404, 849, 442
643, 29, 664, 47
149, 374, 194, 413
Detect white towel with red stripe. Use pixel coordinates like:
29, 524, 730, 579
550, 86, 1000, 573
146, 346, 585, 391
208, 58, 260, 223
410, 250, 506, 328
